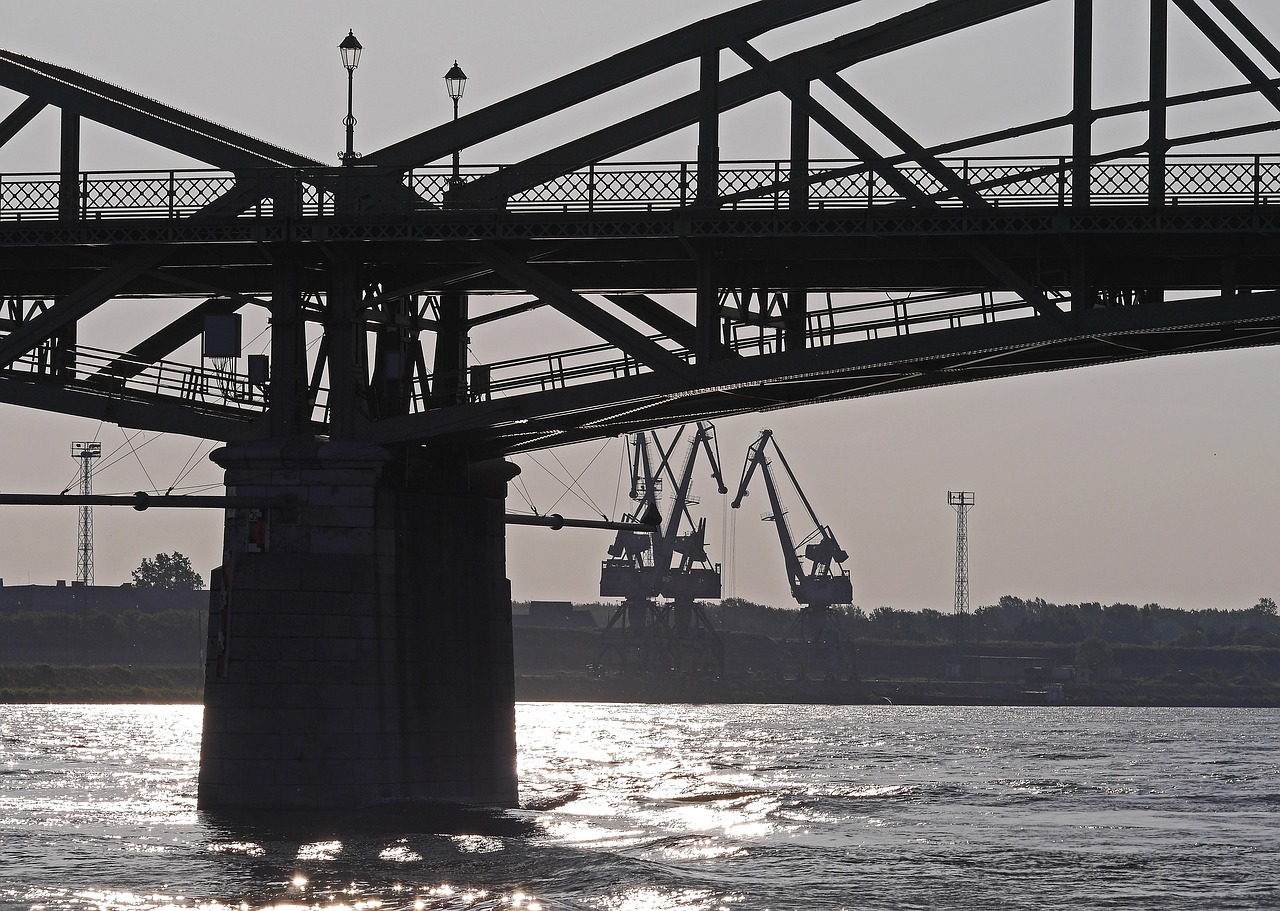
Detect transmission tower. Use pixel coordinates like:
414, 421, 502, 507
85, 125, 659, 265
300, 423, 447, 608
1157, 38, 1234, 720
948, 491, 975, 643
71, 442, 102, 585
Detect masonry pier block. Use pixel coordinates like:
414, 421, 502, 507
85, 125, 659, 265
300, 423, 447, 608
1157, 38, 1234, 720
197, 438, 518, 809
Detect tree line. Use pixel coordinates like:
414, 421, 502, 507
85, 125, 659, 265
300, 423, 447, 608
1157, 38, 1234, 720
7, 593, 1278, 669
684, 595, 1280, 648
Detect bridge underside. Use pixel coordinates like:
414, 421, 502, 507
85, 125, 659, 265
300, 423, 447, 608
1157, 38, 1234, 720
3, 0, 1280, 808
2, 208, 1278, 454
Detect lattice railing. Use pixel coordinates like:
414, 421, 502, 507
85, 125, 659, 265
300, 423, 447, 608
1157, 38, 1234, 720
2, 156, 1279, 220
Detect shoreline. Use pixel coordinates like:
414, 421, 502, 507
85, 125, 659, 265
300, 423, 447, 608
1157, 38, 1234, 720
2, 666, 1278, 708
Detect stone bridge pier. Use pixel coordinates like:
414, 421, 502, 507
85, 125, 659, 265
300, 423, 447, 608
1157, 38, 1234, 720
196, 437, 518, 810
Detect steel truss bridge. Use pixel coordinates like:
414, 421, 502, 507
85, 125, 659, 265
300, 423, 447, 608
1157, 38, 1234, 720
3, 0, 1280, 460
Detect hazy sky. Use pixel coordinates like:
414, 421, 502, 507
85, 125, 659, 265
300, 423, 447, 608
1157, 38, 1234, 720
2, 0, 1279, 614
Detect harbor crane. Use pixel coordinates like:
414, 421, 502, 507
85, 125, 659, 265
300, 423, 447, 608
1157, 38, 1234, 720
732, 429, 856, 680
600, 422, 727, 674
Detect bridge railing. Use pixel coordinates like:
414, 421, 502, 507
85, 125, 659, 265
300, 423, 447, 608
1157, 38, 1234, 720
427, 289, 1043, 407
3, 341, 270, 413
2, 156, 1280, 220
1, 288, 1045, 416
413, 155, 1280, 210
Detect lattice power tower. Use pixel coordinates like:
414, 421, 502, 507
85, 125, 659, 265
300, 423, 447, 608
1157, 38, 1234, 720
948, 491, 975, 634
71, 442, 101, 584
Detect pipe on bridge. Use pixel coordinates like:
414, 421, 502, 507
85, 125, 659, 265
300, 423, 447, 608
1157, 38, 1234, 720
0, 492, 656, 533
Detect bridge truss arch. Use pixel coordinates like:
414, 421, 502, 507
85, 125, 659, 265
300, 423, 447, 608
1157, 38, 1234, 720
1, 0, 1280, 458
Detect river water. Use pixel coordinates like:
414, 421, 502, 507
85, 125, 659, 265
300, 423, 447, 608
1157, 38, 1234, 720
0, 703, 1277, 910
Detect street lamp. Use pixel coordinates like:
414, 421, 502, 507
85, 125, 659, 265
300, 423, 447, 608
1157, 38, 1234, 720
339, 30, 363, 165
444, 60, 467, 184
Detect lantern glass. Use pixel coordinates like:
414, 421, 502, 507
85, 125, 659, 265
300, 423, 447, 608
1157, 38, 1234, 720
339, 31, 362, 71
444, 61, 467, 102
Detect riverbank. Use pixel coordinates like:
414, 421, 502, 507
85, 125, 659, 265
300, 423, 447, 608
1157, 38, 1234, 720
4, 665, 1277, 707
0, 664, 203, 703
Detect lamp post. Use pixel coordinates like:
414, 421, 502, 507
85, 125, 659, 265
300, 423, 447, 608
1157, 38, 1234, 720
444, 60, 467, 185
339, 30, 363, 165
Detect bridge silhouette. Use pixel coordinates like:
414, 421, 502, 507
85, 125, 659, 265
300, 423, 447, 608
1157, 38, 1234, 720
1, 0, 1278, 809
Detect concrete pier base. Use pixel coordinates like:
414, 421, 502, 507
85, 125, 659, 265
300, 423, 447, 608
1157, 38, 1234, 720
197, 438, 518, 810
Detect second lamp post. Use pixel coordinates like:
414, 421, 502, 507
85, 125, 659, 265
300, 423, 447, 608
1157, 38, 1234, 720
444, 60, 467, 184
339, 30, 363, 165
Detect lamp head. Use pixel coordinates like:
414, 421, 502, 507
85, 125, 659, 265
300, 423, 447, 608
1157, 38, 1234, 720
444, 60, 468, 102
339, 30, 363, 71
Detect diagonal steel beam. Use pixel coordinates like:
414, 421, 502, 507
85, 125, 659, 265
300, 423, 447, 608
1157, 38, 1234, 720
813, 68, 992, 209
0, 182, 268, 369
0, 96, 46, 149
605, 293, 738, 358
0, 375, 262, 441
1171, 0, 1280, 115
93, 297, 245, 382
473, 243, 697, 383
87, 260, 278, 380
712, 73, 1280, 209
363, 0, 860, 170
0, 48, 323, 169
728, 37, 923, 199
0, 247, 173, 370
1205, 0, 1280, 73
451, 0, 1050, 202
728, 35, 1060, 318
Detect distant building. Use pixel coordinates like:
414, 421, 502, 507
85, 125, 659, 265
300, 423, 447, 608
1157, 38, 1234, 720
0, 581, 206, 615
514, 600, 598, 629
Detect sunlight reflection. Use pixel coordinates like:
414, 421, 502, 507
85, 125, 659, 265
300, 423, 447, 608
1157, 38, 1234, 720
295, 840, 343, 861
539, 817, 650, 849
655, 836, 747, 862
450, 834, 504, 854
207, 841, 267, 857
379, 841, 424, 862
594, 887, 724, 911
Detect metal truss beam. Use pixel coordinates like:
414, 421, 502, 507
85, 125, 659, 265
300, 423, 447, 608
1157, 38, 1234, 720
0, 49, 322, 169
450, 0, 1050, 203
94, 297, 245, 382
2, 0, 1280, 456
367, 291, 1280, 454
727, 36, 1060, 317
604, 294, 738, 359
0, 246, 174, 370
0, 96, 46, 148
0, 182, 269, 369
0, 375, 260, 441
472, 242, 697, 383
363, 0, 857, 171
1171, 0, 1280, 115
1205, 0, 1280, 72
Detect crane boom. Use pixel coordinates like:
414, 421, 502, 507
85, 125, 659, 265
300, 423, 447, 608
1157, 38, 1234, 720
731, 429, 852, 608
599, 423, 728, 676
602, 421, 725, 599
653, 422, 727, 579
